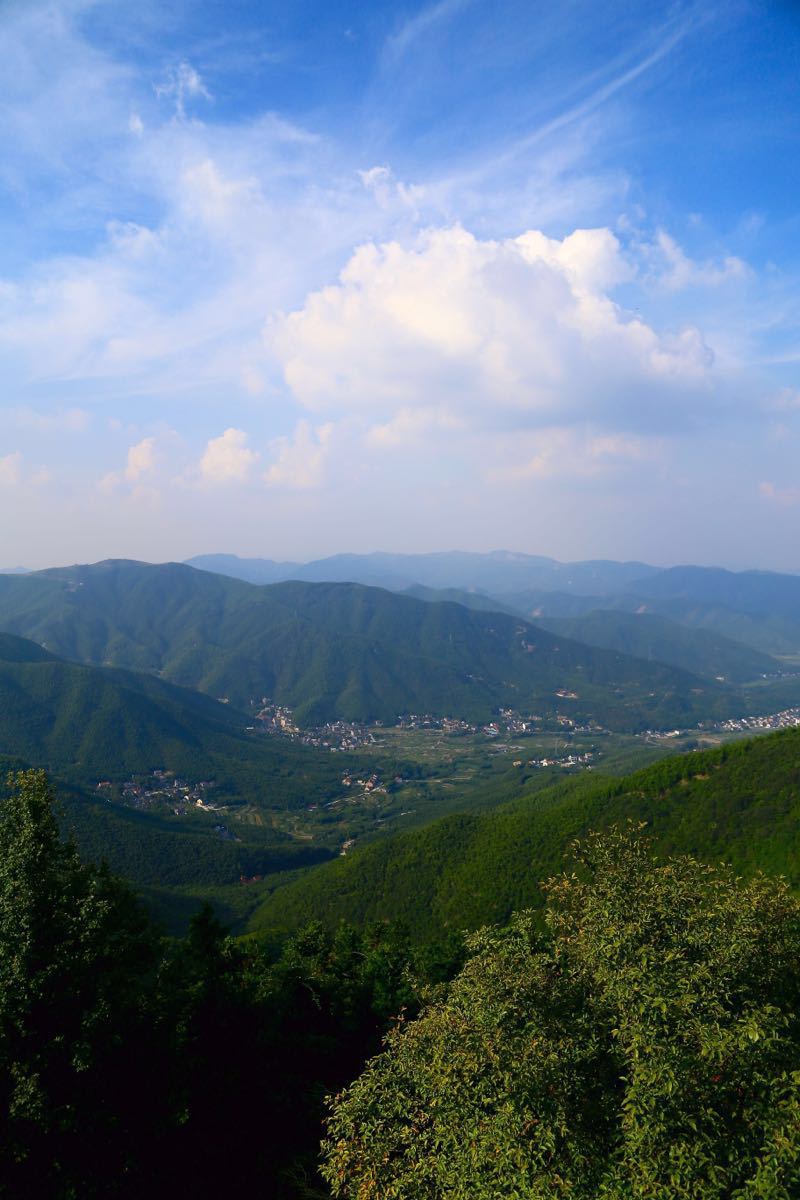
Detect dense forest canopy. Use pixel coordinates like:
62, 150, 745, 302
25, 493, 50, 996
3, 770, 800, 1197
323, 828, 800, 1198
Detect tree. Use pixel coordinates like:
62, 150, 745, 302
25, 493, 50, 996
322, 827, 800, 1199
0, 770, 163, 1197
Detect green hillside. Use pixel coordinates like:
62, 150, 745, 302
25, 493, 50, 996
0, 559, 754, 730
403, 583, 514, 613
504, 587, 800, 657
249, 725, 800, 941
535, 609, 781, 682
632, 564, 800, 620
0, 632, 344, 808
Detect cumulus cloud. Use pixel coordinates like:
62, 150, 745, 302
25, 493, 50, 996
99, 436, 157, 492
0, 1, 792, 566
124, 437, 156, 481
0, 451, 23, 487
358, 165, 425, 212
271, 226, 716, 443
0, 451, 49, 489
199, 428, 259, 484
264, 420, 333, 489
365, 405, 465, 448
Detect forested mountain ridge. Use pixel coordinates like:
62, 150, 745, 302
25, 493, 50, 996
504, 587, 800, 656
534, 609, 781, 682
0, 559, 757, 729
187, 552, 800, 658
0, 630, 344, 807
249, 725, 800, 942
631, 564, 800, 619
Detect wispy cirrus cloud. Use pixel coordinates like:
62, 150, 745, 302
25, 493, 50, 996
0, 0, 797, 568
382, 0, 474, 63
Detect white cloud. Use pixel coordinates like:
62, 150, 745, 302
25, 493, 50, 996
485, 427, 664, 483
384, 0, 473, 62
365, 405, 465, 448
272, 225, 716, 440
0, 451, 22, 487
264, 420, 333, 489
649, 231, 749, 291
199, 428, 259, 484
124, 437, 156, 482
99, 436, 157, 492
0, 450, 49, 489
358, 165, 425, 212
154, 61, 211, 121
0, 1, 794, 567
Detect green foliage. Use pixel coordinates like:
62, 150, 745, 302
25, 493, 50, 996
141, 910, 456, 1197
6, 766, 800, 1197
251, 726, 800, 940
323, 829, 800, 1199
60, 791, 334, 889
0, 769, 442, 1197
0, 770, 164, 1196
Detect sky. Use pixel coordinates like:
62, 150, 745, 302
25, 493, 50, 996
1, 0, 799, 570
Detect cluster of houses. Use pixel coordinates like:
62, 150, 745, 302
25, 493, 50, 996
717, 707, 800, 734
340, 772, 386, 794
250, 694, 611, 753
639, 706, 800, 743
97, 770, 219, 815
521, 750, 596, 770
397, 714, 476, 732
253, 699, 380, 750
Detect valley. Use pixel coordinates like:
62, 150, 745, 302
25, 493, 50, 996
2, 555, 800, 934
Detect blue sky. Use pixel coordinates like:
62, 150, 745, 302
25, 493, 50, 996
1, 0, 799, 569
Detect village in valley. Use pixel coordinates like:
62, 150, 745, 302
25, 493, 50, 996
93, 698, 800, 864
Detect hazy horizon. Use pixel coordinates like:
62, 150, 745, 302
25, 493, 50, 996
5, 547, 800, 577
1, 1, 798, 570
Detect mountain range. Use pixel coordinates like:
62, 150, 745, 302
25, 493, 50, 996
0, 550, 799, 935
186, 550, 662, 595
0, 558, 766, 731
187, 552, 800, 659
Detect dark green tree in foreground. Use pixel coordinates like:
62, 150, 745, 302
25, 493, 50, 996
0, 770, 164, 1197
323, 827, 800, 1199
0, 770, 436, 1198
